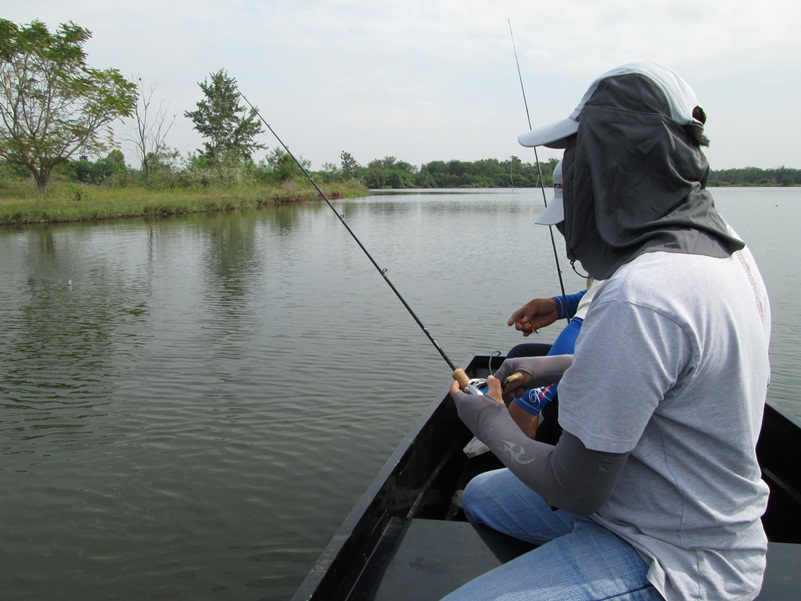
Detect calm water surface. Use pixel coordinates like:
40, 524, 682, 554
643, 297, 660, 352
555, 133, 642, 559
0, 188, 797, 600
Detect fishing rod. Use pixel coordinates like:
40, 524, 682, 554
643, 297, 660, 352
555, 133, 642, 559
238, 91, 474, 390
508, 19, 571, 323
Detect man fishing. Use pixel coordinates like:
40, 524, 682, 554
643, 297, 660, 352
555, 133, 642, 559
447, 62, 771, 600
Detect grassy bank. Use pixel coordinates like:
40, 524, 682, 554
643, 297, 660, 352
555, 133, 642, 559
0, 179, 371, 226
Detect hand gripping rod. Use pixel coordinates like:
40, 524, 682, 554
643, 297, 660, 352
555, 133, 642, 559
238, 91, 472, 390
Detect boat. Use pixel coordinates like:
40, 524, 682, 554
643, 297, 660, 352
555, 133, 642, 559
291, 354, 801, 600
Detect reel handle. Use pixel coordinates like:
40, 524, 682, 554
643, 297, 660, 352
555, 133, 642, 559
452, 369, 471, 391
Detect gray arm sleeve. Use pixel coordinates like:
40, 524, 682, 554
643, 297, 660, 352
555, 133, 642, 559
494, 354, 574, 388
453, 393, 629, 516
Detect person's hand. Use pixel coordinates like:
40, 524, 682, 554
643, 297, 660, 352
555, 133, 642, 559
494, 355, 573, 399
493, 357, 538, 399
507, 298, 559, 336
450, 375, 504, 405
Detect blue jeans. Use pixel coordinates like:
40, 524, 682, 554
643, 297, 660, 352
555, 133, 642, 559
442, 469, 662, 601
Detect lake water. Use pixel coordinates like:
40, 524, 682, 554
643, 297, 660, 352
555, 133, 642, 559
0, 188, 798, 600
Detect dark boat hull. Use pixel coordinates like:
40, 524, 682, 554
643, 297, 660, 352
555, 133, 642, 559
292, 355, 801, 600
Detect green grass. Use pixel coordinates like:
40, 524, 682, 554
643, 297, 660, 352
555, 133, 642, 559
0, 179, 370, 226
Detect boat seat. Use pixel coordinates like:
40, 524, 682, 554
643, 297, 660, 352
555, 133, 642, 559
372, 518, 801, 600
372, 518, 532, 600
757, 543, 801, 600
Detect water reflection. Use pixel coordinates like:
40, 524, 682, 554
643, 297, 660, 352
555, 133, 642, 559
202, 212, 261, 312
3, 224, 158, 447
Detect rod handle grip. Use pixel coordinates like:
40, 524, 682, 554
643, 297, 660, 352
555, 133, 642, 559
505, 372, 525, 387
452, 368, 471, 391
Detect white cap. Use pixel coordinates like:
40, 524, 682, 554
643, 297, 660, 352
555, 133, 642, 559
518, 62, 705, 148
535, 160, 564, 225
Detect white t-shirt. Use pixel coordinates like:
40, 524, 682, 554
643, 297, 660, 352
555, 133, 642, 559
559, 248, 771, 600
574, 277, 600, 321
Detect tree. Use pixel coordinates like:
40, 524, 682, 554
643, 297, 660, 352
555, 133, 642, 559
62, 149, 128, 185
340, 151, 361, 180
127, 79, 176, 186
184, 69, 264, 164
0, 20, 137, 192
264, 147, 309, 182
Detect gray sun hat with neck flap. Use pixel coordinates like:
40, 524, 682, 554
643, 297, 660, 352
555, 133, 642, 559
535, 160, 564, 225
522, 61, 744, 281
517, 62, 706, 149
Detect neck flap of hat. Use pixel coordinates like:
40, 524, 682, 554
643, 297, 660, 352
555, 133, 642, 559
561, 72, 743, 280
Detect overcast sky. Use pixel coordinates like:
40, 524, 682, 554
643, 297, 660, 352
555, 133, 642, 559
6, 1, 801, 170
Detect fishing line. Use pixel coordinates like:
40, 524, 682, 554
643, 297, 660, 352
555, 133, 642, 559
508, 19, 571, 323
239, 91, 470, 383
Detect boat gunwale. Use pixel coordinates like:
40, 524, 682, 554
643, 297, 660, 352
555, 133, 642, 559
290, 356, 484, 600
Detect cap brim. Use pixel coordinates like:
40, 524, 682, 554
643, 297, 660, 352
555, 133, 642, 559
534, 196, 564, 225
518, 117, 579, 148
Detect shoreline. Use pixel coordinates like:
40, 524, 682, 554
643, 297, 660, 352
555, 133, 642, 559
0, 181, 371, 226
2, 181, 794, 227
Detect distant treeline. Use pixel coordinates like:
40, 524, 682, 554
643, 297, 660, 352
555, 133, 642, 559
354, 156, 800, 189
2, 152, 797, 195
350, 155, 558, 189
706, 166, 800, 187
1, 152, 561, 192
